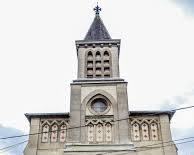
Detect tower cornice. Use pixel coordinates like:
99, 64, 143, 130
75, 39, 121, 56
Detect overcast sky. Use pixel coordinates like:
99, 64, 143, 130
0, 0, 194, 154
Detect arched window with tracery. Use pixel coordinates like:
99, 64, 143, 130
141, 123, 149, 141
96, 123, 103, 142
59, 124, 67, 142
132, 123, 140, 141
87, 124, 94, 142
50, 124, 58, 142
105, 123, 112, 142
150, 122, 159, 140
41, 124, 49, 143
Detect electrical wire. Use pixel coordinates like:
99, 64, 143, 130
120, 139, 194, 155
1, 136, 192, 155
0, 140, 28, 153
97, 138, 194, 155
136, 136, 194, 149
0, 135, 193, 154
0, 105, 194, 140
1, 136, 192, 154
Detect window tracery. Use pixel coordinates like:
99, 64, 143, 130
40, 119, 68, 143
87, 94, 111, 115
51, 124, 58, 142
91, 98, 108, 113
86, 118, 113, 143
130, 117, 160, 141
105, 123, 112, 142
59, 124, 67, 142
150, 122, 158, 140
88, 124, 94, 142
141, 123, 149, 141
96, 123, 103, 142
41, 124, 49, 143
132, 123, 140, 141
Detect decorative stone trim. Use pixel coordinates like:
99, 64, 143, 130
40, 119, 69, 143
130, 117, 160, 141
87, 94, 112, 115
85, 118, 114, 144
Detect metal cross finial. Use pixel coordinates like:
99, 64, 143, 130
94, 3, 101, 15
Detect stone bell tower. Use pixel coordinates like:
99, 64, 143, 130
67, 4, 135, 153
24, 4, 178, 155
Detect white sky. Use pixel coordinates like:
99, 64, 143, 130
0, 0, 194, 145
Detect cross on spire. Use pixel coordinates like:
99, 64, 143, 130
94, 3, 101, 15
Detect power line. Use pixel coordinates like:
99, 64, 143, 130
0, 105, 193, 155
172, 105, 194, 111
0, 105, 194, 140
1, 136, 191, 155
120, 139, 194, 155
1, 136, 192, 155
0, 140, 28, 153
0, 135, 193, 155
136, 136, 194, 149
139, 139, 194, 152
98, 138, 194, 155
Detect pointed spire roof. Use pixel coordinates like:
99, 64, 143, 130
84, 5, 111, 41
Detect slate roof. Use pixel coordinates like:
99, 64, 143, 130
84, 14, 111, 41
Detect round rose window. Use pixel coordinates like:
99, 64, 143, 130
91, 98, 108, 113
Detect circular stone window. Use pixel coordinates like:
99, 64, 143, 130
91, 98, 108, 113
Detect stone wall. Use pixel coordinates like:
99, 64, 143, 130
24, 112, 177, 155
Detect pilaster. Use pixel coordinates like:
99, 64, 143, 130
116, 83, 130, 143
24, 118, 40, 155
159, 115, 177, 155
68, 84, 82, 142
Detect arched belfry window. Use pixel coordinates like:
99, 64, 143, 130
104, 51, 109, 58
95, 51, 102, 77
87, 51, 93, 60
87, 51, 94, 78
95, 51, 101, 59
86, 50, 111, 78
103, 51, 110, 77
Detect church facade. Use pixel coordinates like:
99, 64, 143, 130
24, 5, 178, 155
